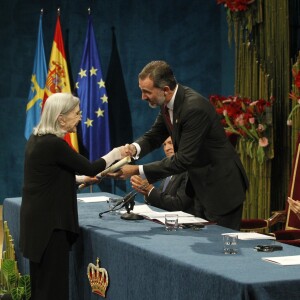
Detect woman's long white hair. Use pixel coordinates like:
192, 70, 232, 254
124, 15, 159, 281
33, 93, 80, 138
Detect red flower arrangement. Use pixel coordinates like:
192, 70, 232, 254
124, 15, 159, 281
216, 0, 255, 12
210, 95, 274, 149
293, 69, 300, 88
287, 58, 300, 125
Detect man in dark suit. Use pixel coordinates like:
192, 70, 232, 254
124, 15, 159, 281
131, 136, 194, 214
115, 60, 249, 230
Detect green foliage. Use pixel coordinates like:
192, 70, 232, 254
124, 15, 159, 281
18, 276, 31, 300
0, 222, 31, 300
11, 287, 24, 300
257, 144, 265, 165
0, 260, 30, 300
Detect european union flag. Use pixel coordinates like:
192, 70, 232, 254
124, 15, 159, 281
24, 15, 47, 139
76, 16, 111, 160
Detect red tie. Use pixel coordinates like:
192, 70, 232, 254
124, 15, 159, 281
164, 105, 173, 131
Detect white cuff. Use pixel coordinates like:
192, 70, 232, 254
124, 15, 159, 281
75, 175, 85, 184
139, 165, 146, 179
147, 187, 155, 196
132, 142, 141, 160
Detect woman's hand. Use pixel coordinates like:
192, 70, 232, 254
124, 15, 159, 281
76, 175, 99, 184
118, 145, 130, 158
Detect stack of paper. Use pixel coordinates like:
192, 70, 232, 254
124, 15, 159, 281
222, 232, 275, 240
77, 196, 110, 203
125, 204, 207, 224
262, 255, 300, 265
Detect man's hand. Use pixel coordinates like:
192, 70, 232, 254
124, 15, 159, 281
106, 164, 139, 180
124, 144, 137, 157
118, 146, 129, 158
131, 175, 153, 196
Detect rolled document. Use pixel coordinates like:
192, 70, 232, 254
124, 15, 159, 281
96, 156, 131, 178
78, 156, 132, 189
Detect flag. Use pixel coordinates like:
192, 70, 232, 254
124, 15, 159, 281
106, 28, 133, 194
24, 15, 47, 140
43, 15, 79, 152
75, 16, 110, 160
106, 27, 133, 148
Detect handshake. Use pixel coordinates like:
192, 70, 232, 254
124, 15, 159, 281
120, 143, 137, 157
105, 143, 139, 179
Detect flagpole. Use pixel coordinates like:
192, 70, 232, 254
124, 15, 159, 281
88, 74, 93, 191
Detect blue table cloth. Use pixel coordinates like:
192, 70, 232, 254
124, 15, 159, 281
3, 193, 300, 300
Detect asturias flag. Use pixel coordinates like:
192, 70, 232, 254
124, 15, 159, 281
43, 14, 79, 152
75, 16, 111, 160
24, 15, 47, 140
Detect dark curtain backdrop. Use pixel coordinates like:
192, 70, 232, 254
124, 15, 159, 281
0, 0, 234, 203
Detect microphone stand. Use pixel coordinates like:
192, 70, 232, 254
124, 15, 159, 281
120, 182, 150, 220
120, 190, 144, 221
98, 198, 124, 218
98, 183, 149, 220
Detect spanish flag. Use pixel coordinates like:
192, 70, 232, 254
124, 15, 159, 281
43, 14, 79, 152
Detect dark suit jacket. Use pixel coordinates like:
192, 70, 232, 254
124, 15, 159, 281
135, 84, 249, 217
145, 172, 194, 214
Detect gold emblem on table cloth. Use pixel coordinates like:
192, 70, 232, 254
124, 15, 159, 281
87, 257, 109, 297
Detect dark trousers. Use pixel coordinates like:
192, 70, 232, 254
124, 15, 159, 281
30, 230, 71, 300
200, 203, 244, 230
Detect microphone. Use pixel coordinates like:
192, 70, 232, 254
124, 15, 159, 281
98, 189, 136, 218
120, 183, 149, 220
98, 183, 149, 219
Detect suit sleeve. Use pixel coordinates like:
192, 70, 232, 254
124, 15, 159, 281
143, 102, 213, 182
135, 112, 170, 158
145, 173, 193, 211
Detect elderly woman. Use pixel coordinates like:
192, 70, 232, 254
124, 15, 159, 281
20, 93, 125, 300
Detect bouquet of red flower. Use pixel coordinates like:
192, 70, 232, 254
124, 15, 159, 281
287, 57, 300, 126
216, 0, 255, 12
210, 95, 274, 163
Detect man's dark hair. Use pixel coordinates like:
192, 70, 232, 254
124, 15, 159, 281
138, 61, 177, 90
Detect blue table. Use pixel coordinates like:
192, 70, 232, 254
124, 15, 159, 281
3, 194, 300, 300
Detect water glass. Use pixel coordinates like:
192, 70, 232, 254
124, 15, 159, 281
165, 214, 179, 231
223, 234, 238, 254
108, 197, 122, 215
